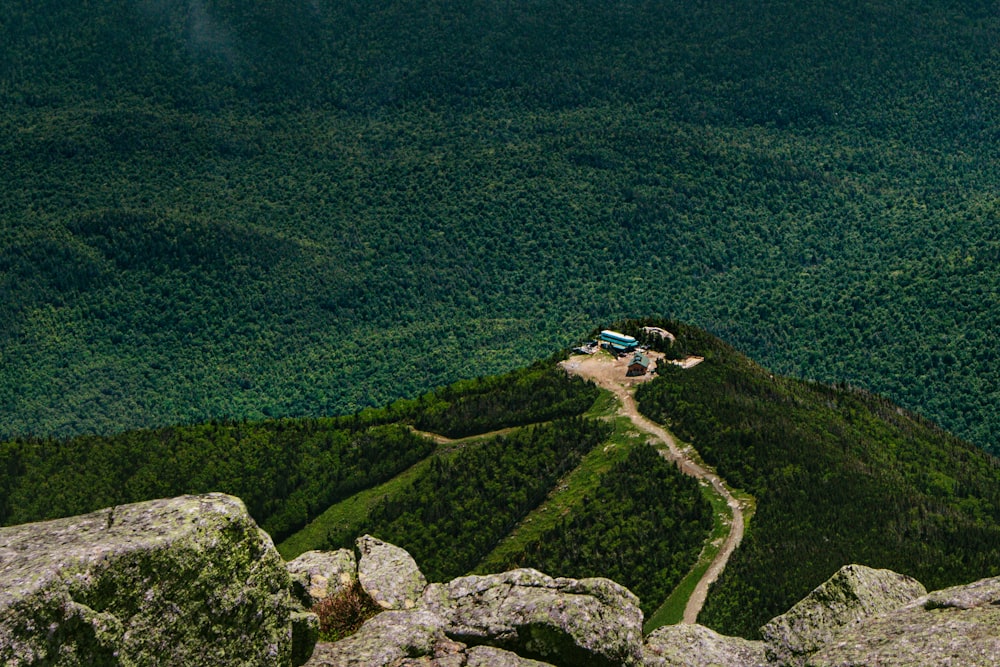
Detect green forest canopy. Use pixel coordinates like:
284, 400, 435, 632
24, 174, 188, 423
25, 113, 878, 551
2, 0, 1000, 455
630, 318, 1000, 637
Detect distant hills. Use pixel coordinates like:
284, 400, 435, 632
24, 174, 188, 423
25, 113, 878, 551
2, 0, 1000, 449
4, 320, 1000, 638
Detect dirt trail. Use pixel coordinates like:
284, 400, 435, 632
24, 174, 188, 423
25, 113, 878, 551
562, 353, 745, 625
408, 425, 519, 447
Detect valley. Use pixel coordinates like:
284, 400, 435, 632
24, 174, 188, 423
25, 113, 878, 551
6, 2, 1000, 660
3, 0, 1000, 455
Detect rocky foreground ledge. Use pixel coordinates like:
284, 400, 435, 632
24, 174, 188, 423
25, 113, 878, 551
0, 494, 317, 666
2, 494, 1000, 666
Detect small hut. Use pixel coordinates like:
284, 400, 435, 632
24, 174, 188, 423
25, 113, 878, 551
627, 352, 651, 376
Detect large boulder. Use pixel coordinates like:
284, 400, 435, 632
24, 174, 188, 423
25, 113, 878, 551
643, 623, 767, 667
357, 535, 428, 610
420, 568, 644, 667
304, 610, 556, 667
760, 564, 926, 666
461, 646, 556, 667
0, 493, 314, 666
288, 548, 358, 608
807, 575, 1000, 666
305, 610, 450, 666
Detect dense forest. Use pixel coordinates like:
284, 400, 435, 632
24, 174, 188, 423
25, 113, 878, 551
485, 443, 713, 617
318, 430, 713, 617
3, 0, 1000, 454
0, 361, 597, 543
393, 359, 601, 438
0, 419, 434, 544
633, 319, 1000, 637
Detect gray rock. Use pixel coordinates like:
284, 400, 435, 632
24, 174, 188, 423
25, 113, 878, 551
760, 564, 926, 666
304, 610, 449, 666
306, 610, 556, 667
464, 646, 556, 667
288, 549, 358, 607
388, 641, 552, 667
357, 535, 428, 610
807, 575, 1000, 666
421, 568, 644, 667
643, 623, 767, 667
0, 493, 313, 667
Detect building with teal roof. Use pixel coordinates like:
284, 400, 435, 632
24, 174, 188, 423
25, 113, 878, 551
600, 330, 639, 352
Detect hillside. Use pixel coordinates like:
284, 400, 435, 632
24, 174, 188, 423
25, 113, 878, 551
627, 319, 1000, 637
6, 322, 1000, 638
3, 0, 1000, 452
0, 357, 715, 618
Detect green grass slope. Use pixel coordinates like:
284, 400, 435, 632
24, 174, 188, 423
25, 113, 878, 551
630, 318, 1000, 637
3, 0, 1000, 452
280, 385, 714, 618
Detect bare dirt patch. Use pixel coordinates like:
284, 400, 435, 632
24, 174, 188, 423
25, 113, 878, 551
561, 350, 665, 390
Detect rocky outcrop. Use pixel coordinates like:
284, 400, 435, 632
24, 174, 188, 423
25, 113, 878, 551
420, 568, 644, 667
644, 623, 767, 667
305, 541, 1000, 667
807, 575, 1000, 666
7, 497, 1000, 667
304, 539, 643, 667
460, 646, 556, 667
358, 535, 428, 610
760, 564, 926, 666
288, 548, 358, 608
0, 493, 315, 667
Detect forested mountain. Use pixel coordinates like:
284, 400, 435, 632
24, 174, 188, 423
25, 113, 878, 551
3, 0, 1000, 452
628, 319, 1000, 637
4, 324, 1000, 636
0, 358, 715, 618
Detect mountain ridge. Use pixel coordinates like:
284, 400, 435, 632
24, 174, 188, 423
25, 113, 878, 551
4, 495, 999, 666
6, 319, 996, 637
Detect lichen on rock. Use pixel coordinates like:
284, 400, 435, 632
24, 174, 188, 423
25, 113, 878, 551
288, 548, 358, 608
304, 609, 450, 666
644, 623, 767, 667
0, 493, 313, 667
760, 564, 926, 666
357, 535, 428, 611
420, 568, 644, 667
807, 575, 1000, 667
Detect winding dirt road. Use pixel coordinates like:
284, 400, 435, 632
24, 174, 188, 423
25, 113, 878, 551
562, 353, 745, 624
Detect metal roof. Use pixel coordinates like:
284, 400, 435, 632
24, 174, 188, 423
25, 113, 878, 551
600, 330, 638, 344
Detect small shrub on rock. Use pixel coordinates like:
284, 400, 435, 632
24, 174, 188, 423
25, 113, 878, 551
313, 581, 382, 642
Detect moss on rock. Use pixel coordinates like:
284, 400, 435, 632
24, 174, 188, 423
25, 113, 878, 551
0, 494, 312, 666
